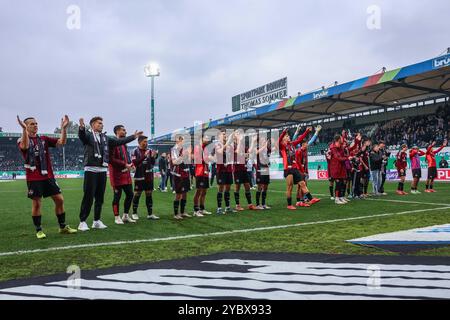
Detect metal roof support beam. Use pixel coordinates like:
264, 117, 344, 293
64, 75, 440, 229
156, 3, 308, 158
439, 77, 450, 90
324, 97, 392, 109
388, 81, 450, 96
248, 117, 299, 122
219, 124, 274, 130
278, 108, 329, 116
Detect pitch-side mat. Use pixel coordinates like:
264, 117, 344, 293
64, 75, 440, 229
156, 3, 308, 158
348, 224, 450, 253
1, 252, 450, 300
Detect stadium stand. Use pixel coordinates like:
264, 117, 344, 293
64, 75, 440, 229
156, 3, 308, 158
0, 102, 448, 169
0, 134, 138, 173
312, 102, 450, 154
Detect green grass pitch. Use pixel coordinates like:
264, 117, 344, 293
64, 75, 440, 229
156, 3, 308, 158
0, 178, 450, 282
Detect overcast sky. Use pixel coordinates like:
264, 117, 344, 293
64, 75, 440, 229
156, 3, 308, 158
0, 0, 449, 136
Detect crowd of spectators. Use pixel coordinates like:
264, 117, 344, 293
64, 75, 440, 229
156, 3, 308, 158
319, 105, 450, 148
0, 141, 84, 172
373, 105, 449, 147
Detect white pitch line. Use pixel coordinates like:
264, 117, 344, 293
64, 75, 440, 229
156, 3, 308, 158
269, 190, 450, 207
365, 198, 450, 207
1, 207, 449, 258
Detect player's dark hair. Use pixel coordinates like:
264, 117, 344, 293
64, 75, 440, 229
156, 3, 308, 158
138, 135, 148, 143
113, 125, 124, 134
23, 117, 35, 123
334, 135, 341, 142
89, 116, 103, 126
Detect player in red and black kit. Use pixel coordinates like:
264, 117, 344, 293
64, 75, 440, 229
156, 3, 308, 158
131, 136, 160, 221
171, 135, 192, 220
325, 146, 335, 199
193, 135, 214, 217
17, 115, 77, 239
250, 134, 271, 210
233, 131, 257, 211
425, 139, 448, 193
342, 131, 362, 199
215, 131, 236, 215
295, 140, 321, 207
359, 138, 371, 197
278, 126, 312, 210
329, 135, 353, 205
109, 125, 135, 225
395, 144, 408, 195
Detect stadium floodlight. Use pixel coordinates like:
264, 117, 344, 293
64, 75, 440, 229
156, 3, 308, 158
144, 62, 160, 77
144, 62, 160, 140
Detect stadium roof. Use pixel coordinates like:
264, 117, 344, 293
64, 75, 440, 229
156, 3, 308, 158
152, 53, 450, 145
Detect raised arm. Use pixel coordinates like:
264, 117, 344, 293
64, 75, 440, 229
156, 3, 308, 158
78, 118, 90, 145
56, 115, 69, 147
171, 147, 184, 165
433, 140, 448, 155
308, 134, 318, 147
278, 129, 288, 149
292, 126, 301, 142
224, 132, 235, 148
292, 127, 312, 147
108, 130, 143, 147
348, 133, 362, 152
248, 136, 257, 154
257, 140, 269, 155
17, 116, 29, 151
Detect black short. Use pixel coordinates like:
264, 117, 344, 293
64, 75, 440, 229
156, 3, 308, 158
174, 176, 191, 194
397, 169, 407, 177
27, 179, 61, 199
217, 172, 233, 186
284, 169, 303, 185
428, 167, 437, 180
195, 176, 210, 189
134, 180, 154, 192
346, 170, 352, 180
412, 169, 422, 179
361, 170, 370, 180
234, 171, 250, 185
256, 171, 271, 185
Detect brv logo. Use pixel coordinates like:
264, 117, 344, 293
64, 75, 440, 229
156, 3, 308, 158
433, 57, 450, 69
